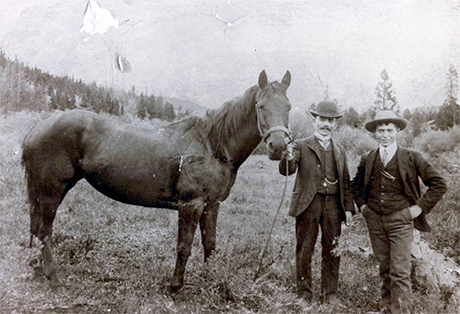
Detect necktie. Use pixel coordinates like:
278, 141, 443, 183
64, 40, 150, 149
319, 139, 329, 149
382, 149, 388, 166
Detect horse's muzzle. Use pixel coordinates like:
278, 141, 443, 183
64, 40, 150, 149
265, 128, 290, 160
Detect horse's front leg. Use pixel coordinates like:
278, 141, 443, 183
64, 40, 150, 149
171, 198, 205, 292
199, 202, 220, 262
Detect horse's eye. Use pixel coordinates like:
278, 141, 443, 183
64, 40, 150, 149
256, 103, 265, 110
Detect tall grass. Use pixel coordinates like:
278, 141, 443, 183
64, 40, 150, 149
0, 110, 456, 313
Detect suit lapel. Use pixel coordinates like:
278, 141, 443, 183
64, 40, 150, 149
364, 149, 377, 187
397, 146, 409, 185
331, 139, 343, 176
306, 136, 322, 163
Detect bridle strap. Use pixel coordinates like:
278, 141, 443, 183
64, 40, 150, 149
262, 125, 291, 142
256, 102, 292, 143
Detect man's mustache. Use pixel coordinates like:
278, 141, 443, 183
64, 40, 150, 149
319, 125, 332, 131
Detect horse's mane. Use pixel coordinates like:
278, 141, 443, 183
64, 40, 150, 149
169, 81, 285, 157
207, 85, 259, 146
169, 85, 259, 151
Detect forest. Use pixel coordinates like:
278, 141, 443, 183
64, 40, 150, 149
0, 49, 176, 121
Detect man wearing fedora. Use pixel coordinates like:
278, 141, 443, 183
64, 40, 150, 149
279, 101, 355, 303
352, 110, 447, 314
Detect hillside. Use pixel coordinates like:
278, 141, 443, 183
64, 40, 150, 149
0, 49, 207, 120
165, 97, 208, 119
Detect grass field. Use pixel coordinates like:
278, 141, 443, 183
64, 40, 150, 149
0, 111, 456, 313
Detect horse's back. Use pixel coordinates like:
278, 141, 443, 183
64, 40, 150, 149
22, 110, 101, 188
22, 110, 192, 208
23, 110, 100, 150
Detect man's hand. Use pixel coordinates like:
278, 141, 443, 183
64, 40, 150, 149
409, 205, 422, 220
345, 211, 353, 226
283, 142, 294, 160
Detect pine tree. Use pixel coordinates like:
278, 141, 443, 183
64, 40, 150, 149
437, 64, 460, 130
442, 64, 459, 128
341, 107, 361, 128
374, 69, 399, 112
411, 110, 426, 137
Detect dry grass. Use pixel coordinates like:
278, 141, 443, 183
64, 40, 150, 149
0, 111, 455, 313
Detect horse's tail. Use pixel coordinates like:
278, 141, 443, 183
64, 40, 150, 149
22, 135, 41, 245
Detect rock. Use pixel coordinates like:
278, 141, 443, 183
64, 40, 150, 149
411, 231, 460, 312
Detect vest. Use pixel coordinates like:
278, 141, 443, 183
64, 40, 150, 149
316, 143, 339, 195
367, 152, 411, 215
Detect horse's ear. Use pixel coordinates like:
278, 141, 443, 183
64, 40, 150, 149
281, 70, 291, 89
258, 70, 268, 89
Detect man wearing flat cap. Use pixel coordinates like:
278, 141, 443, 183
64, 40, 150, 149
279, 101, 355, 303
352, 110, 447, 314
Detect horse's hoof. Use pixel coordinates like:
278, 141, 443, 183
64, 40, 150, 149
29, 257, 40, 267
170, 284, 183, 294
52, 284, 66, 294
48, 275, 65, 292
33, 265, 45, 277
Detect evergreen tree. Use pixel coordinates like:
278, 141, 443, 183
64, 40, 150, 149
164, 101, 175, 121
410, 110, 426, 137
374, 69, 399, 112
436, 64, 460, 130
341, 107, 361, 128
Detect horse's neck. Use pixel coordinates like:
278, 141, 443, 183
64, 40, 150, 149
212, 90, 262, 169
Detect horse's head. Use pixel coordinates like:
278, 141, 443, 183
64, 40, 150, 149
256, 70, 292, 160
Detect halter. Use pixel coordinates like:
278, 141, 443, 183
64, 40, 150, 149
255, 101, 292, 143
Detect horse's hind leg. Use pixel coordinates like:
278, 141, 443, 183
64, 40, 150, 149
171, 198, 205, 292
29, 193, 63, 287
29, 180, 77, 287
199, 202, 220, 262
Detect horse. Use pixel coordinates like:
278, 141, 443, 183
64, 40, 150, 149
22, 70, 292, 291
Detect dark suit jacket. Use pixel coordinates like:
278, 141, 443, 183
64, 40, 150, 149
352, 146, 447, 232
279, 135, 355, 219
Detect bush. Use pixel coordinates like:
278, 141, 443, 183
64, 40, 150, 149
412, 126, 460, 158
335, 126, 377, 156
413, 130, 451, 157
334, 126, 377, 172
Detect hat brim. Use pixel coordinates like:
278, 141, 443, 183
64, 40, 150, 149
309, 110, 343, 119
364, 118, 408, 132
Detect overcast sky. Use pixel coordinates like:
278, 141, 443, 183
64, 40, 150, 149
1, 0, 459, 112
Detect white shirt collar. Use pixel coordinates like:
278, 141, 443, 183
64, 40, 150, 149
380, 141, 398, 162
314, 131, 331, 149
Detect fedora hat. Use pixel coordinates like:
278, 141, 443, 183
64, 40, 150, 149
364, 110, 408, 132
309, 101, 343, 119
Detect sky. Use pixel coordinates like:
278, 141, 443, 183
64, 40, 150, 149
1, 0, 459, 112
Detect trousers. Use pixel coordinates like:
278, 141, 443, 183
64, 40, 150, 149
295, 193, 341, 299
363, 206, 414, 314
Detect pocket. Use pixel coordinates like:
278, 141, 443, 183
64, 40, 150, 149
392, 207, 413, 224
402, 207, 414, 223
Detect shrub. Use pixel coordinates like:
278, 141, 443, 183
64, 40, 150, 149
335, 126, 377, 156
334, 126, 377, 172
412, 126, 460, 158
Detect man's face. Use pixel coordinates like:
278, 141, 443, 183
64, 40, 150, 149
313, 116, 336, 137
375, 123, 398, 147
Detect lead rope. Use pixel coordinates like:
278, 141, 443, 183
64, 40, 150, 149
254, 156, 290, 281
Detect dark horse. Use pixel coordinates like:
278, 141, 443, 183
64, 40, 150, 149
22, 70, 291, 291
